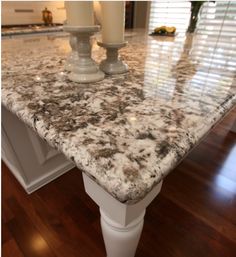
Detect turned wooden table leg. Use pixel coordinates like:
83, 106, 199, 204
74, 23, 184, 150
82, 173, 163, 257
100, 209, 145, 257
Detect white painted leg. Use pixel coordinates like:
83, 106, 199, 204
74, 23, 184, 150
100, 209, 145, 257
82, 173, 163, 257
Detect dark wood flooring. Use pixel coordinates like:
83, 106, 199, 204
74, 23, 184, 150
2, 108, 236, 257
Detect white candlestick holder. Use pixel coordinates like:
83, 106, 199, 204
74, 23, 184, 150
97, 42, 128, 75
65, 35, 79, 72
64, 25, 104, 83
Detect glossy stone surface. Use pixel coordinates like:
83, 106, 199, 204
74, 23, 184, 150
2, 30, 236, 203
2, 25, 63, 37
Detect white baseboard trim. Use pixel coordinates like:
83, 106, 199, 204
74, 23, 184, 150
2, 154, 28, 189
2, 155, 75, 194
25, 162, 75, 193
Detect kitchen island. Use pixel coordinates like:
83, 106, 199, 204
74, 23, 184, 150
2, 30, 236, 256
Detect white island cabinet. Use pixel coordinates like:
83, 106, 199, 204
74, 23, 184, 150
2, 105, 74, 193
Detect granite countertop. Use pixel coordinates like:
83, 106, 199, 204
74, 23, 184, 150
2, 30, 236, 204
1, 25, 63, 37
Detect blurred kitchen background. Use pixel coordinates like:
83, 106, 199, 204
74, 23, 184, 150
1, 1, 148, 30
2, 1, 235, 39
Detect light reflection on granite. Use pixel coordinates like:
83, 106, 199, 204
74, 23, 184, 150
2, 30, 236, 204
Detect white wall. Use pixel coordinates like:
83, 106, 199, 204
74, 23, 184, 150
2, 1, 66, 25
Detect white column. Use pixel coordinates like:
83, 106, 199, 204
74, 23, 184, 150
100, 209, 145, 257
82, 173, 163, 257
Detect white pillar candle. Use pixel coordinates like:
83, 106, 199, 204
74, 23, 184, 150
93, 1, 102, 24
101, 1, 125, 44
65, 1, 94, 26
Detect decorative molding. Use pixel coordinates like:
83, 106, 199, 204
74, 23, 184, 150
25, 162, 74, 193
2, 105, 75, 194
1, 125, 29, 184
26, 126, 58, 165
2, 153, 74, 194
2, 151, 27, 189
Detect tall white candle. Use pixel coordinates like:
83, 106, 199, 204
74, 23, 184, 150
65, 1, 94, 26
93, 1, 102, 24
101, 1, 125, 44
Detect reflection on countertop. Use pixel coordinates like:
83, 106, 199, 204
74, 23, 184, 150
2, 29, 236, 204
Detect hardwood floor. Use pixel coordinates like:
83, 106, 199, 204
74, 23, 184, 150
2, 108, 236, 257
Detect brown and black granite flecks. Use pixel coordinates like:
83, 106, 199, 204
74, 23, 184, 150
2, 30, 236, 204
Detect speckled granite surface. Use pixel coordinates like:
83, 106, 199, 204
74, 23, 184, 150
2, 25, 63, 37
2, 30, 236, 204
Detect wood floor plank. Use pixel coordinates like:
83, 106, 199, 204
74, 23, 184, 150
2, 239, 24, 257
162, 169, 236, 243
143, 194, 236, 257
31, 191, 104, 257
2, 201, 14, 223
6, 197, 56, 257
2, 221, 12, 244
